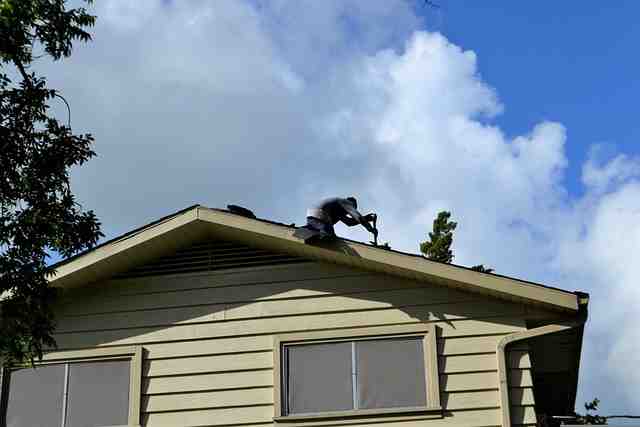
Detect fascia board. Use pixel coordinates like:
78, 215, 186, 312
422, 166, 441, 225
49, 208, 199, 287
49, 205, 578, 312
196, 207, 579, 312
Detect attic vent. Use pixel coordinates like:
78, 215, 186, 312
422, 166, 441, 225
116, 240, 304, 278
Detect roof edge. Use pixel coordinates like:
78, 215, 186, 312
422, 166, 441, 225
49, 205, 582, 312
196, 207, 580, 312
49, 205, 200, 284
49, 204, 202, 272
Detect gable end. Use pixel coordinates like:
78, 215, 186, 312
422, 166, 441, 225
115, 239, 305, 279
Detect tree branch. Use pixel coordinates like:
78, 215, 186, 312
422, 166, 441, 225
54, 92, 71, 128
13, 59, 31, 84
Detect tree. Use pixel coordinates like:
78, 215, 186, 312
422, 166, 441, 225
471, 264, 494, 273
573, 399, 607, 425
420, 210, 495, 272
570, 398, 640, 425
420, 211, 457, 263
0, 0, 101, 365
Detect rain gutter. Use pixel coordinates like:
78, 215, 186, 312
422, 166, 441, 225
497, 293, 589, 427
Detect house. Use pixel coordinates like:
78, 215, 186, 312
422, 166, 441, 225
0, 205, 588, 427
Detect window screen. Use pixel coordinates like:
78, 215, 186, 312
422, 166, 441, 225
286, 342, 353, 414
5, 364, 65, 427
2, 359, 131, 427
66, 360, 130, 427
283, 336, 427, 415
356, 338, 426, 409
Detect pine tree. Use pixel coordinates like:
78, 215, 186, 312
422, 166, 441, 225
420, 211, 457, 263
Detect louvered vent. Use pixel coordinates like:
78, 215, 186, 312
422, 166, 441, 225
116, 240, 305, 278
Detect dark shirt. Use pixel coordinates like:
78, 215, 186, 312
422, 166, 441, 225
308, 197, 363, 225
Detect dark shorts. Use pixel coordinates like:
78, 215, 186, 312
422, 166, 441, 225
306, 217, 335, 236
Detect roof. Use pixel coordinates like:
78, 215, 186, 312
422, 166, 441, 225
49, 205, 582, 313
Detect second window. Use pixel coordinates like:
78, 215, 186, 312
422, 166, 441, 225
282, 336, 428, 415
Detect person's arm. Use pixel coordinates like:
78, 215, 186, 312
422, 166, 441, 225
361, 213, 378, 236
340, 201, 376, 233
339, 201, 364, 226
340, 216, 359, 226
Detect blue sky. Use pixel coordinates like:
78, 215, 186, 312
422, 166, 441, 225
39, 0, 640, 418
424, 1, 640, 197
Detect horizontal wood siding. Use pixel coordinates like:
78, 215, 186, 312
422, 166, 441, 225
508, 345, 537, 425
52, 261, 540, 427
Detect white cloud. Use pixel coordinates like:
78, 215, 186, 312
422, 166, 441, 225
321, 33, 570, 276
582, 148, 640, 195
554, 179, 640, 410
40, 0, 640, 415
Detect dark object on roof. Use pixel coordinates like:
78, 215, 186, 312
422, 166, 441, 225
227, 204, 256, 219
305, 197, 378, 243
293, 225, 337, 244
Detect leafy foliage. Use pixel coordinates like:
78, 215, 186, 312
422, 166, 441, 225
572, 398, 607, 424
420, 211, 457, 263
419, 211, 495, 272
471, 264, 494, 273
0, 0, 101, 365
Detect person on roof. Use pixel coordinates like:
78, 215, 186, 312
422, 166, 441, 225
302, 197, 377, 242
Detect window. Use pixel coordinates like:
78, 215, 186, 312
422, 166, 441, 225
0, 346, 142, 427
273, 324, 441, 422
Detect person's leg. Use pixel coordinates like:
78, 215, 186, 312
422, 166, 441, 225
295, 217, 323, 243
306, 217, 324, 231
322, 222, 336, 237
301, 217, 336, 243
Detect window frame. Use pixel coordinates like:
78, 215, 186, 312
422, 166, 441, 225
0, 346, 143, 427
273, 324, 441, 423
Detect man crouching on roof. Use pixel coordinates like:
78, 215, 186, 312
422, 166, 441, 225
305, 197, 378, 241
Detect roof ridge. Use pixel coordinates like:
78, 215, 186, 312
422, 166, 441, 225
48, 204, 582, 312
48, 204, 201, 271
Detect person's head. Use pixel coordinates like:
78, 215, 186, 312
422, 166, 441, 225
346, 197, 357, 209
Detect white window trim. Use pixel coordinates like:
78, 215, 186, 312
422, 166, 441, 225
1, 346, 143, 427
273, 324, 441, 424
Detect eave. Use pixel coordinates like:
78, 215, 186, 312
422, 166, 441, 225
49, 206, 581, 313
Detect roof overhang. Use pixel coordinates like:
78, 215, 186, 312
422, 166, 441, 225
49, 206, 580, 313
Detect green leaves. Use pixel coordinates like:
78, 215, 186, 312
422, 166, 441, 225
419, 211, 494, 273
420, 211, 457, 263
1, 0, 100, 365
573, 398, 607, 424
0, 0, 95, 65
471, 264, 494, 273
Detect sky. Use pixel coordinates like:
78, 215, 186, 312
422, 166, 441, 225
36, 0, 640, 417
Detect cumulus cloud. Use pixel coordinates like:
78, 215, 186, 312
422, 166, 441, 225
582, 148, 640, 195
39, 0, 640, 415
323, 33, 571, 278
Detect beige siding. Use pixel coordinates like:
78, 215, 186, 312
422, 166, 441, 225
52, 261, 540, 427
508, 346, 537, 425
